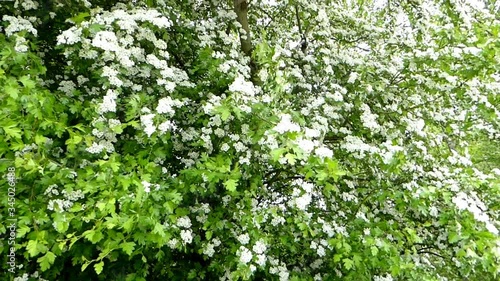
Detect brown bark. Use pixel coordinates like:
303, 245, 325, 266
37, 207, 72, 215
233, 0, 252, 57
233, 0, 262, 85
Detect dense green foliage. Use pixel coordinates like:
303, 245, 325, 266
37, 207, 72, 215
1, 1, 499, 280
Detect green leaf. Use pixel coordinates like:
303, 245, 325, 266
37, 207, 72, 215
109, 161, 121, 172
352, 253, 362, 266
19, 75, 36, 89
58, 241, 66, 251
448, 232, 460, 244
37, 251, 56, 271
89, 24, 105, 33
94, 261, 104, 275
334, 254, 342, 262
3, 126, 22, 139
123, 217, 135, 232
343, 242, 352, 253
370, 246, 379, 256
84, 230, 104, 244
285, 153, 296, 165
96, 201, 106, 212
270, 148, 286, 162
224, 179, 238, 192
54, 220, 69, 233
5, 85, 19, 99
17, 225, 30, 238
121, 242, 136, 256
27, 240, 39, 257
70, 12, 90, 24
81, 261, 91, 272
152, 222, 166, 237
343, 258, 354, 270
72, 135, 83, 145
220, 107, 231, 121
35, 134, 47, 145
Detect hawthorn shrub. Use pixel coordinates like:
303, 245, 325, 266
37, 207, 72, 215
1, 1, 499, 281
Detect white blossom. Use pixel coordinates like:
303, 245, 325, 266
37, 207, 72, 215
238, 246, 252, 264
237, 233, 250, 245
180, 229, 193, 244
273, 114, 300, 134
229, 75, 256, 96
177, 216, 192, 228
92, 31, 120, 51
295, 193, 312, 210
252, 240, 267, 254
3, 15, 38, 36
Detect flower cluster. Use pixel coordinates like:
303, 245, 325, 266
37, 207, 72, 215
2, 15, 38, 37
45, 184, 85, 213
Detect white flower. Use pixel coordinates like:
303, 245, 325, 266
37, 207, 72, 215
406, 118, 425, 132
158, 120, 176, 133
429, 206, 438, 217
203, 243, 215, 257
452, 192, 469, 210
301, 181, 314, 193
239, 246, 252, 264
373, 274, 394, 281
256, 254, 267, 266
233, 142, 246, 152
332, 91, 343, 101
322, 223, 335, 237
167, 238, 178, 249
486, 222, 498, 235
273, 114, 300, 134
229, 75, 256, 96
86, 142, 104, 154
271, 216, 285, 226
180, 229, 193, 244
278, 267, 289, 281
347, 72, 358, 83
156, 97, 176, 115
92, 31, 119, 51
98, 90, 118, 114
212, 238, 221, 247
14, 36, 28, 53
317, 245, 326, 257
101, 66, 119, 78
3, 15, 38, 37
57, 26, 82, 45
142, 181, 151, 193
140, 113, 156, 137
21, 0, 39, 10
316, 9, 328, 23
177, 216, 192, 228
315, 146, 333, 159
237, 233, 250, 245
296, 138, 316, 154
219, 62, 231, 73
305, 128, 321, 138
221, 143, 230, 152
360, 104, 379, 130
261, 94, 272, 103
295, 193, 311, 210
252, 240, 267, 254
214, 128, 225, 137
